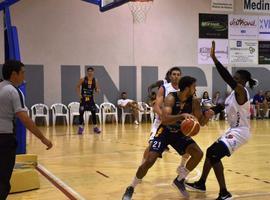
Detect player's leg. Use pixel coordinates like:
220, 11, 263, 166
78, 103, 85, 134
170, 135, 203, 197
122, 127, 167, 200
90, 103, 101, 133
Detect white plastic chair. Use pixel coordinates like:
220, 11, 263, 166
85, 104, 102, 124
138, 102, 153, 123
51, 103, 69, 126
120, 107, 133, 124
68, 102, 80, 125
100, 102, 118, 124
31, 103, 49, 126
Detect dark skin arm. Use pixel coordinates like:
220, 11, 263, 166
211, 41, 248, 105
161, 95, 214, 126
95, 79, 100, 93
161, 94, 195, 125
76, 78, 84, 98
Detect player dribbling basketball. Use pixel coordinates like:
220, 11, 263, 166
122, 76, 214, 200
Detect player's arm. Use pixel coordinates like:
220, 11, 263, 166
153, 86, 165, 116
76, 78, 84, 98
161, 94, 193, 125
147, 80, 164, 97
95, 79, 100, 93
210, 41, 247, 105
192, 98, 214, 126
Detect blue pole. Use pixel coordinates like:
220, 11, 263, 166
4, 6, 26, 154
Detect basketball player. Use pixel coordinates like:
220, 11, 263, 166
122, 76, 214, 200
146, 67, 183, 160
185, 41, 257, 200
77, 67, 101, 134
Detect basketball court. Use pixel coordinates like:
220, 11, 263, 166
7, 120, 270, 200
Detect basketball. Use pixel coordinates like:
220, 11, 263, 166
180, 118, 200, 137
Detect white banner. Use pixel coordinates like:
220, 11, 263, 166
211, 0, 233, 12
229, 15, 258, 39
243, 0, 270, 13
229, 40, 258, 64
258, 16, 270, 40
198, 39, 228, 65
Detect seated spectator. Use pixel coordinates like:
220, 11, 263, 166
212, 91, 225, 120
117, 92, 141, 125
263, 91, 270, 118
213, 91, 224, 105
253, 90, 267, 119
201, 91, 214, 109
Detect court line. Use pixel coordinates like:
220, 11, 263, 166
96, 170, 110, 178
227, 169, 270, 186
36, 164, 86, 200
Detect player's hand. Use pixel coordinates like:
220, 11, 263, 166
41, 137, 53, 150
179, 113, 197, 121
210, 41, 216, 59
204, 109, 215, 119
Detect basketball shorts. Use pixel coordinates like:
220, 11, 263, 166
218, 127, 251, 155
149, 125, 195, 156
80, 99, 96, 112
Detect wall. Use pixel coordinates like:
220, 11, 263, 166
0, 0, 269, 106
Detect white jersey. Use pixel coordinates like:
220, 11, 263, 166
224, 88, 250, 129
149, 83, 179, 141
162, 79, 169, 85
219, 87, 251, 155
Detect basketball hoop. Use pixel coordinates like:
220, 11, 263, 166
128, 0, 153, 23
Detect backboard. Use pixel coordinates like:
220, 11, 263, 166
82, 0, 130, 12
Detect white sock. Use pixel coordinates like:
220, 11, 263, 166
130, 176, 142, 188
180, 155, 190, 167
177, 166, 190, 181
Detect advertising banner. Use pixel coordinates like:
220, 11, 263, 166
229, 40, 258, 64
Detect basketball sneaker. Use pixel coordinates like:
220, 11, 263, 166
134, 120, 139, 125
77, 126, 84, 134
216, 191, 232, 200
185, 181, 206, 192
93, 127, 101, 134
172, 177, 189, 198
122, 186, 134, 200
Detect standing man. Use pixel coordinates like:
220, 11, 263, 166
0, 60, 53, 199
77, 67, 101, 134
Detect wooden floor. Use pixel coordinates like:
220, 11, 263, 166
8, 120, 270, 200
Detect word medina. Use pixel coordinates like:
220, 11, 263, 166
244, 0, 270, 11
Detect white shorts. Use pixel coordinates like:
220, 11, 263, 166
219, 127, 251, 155
149, 117, 161, 142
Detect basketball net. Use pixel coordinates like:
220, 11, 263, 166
128, 0, 153, 23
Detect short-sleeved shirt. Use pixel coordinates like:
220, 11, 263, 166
0, 80, 27, 134
253, 94, 264, 104
117, 99, 133, 107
